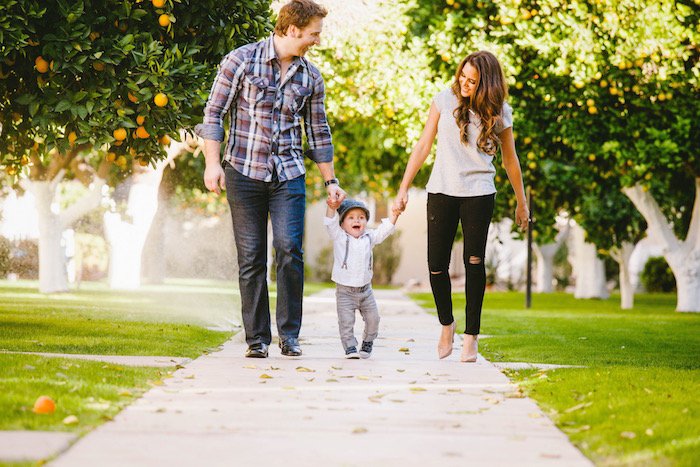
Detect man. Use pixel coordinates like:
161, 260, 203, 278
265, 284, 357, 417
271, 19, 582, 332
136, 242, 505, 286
196, 0, 345, 358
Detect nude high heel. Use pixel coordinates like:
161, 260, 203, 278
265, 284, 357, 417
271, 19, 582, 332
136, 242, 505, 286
438, 322, 456, 359
460, 334, 478, 362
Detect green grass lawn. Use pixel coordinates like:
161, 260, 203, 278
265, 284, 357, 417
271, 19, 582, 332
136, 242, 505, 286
0, 278, 330, 437
410, 291, 700, 466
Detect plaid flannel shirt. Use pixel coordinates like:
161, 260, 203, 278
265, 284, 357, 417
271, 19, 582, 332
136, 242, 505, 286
195, 35, 334, 182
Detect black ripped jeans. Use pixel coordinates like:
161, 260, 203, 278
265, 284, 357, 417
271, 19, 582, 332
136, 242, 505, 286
427, 192, 495, 335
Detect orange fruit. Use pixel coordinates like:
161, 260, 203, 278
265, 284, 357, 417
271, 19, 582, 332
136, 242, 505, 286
152, 0, 166, 7
158, 14, 171, 27
138, 158, 149, 167
106, 152, 116, 162
5, 166, 18, 176
128, 92, 139, 103
32, 396, 56, 414
135, 126, 150, 138
159, 134, 171, 145
92, 61, 105, 71
153, 93, 168, 107
116, 155, 127, 167
68, 131, 77, 146
35, 56, 49, 73
21, 155, 29, 165
136, 115, 145, 125
113, 128, 127, 141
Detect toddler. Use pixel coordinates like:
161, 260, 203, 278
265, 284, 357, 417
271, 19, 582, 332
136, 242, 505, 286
324, 198, 400, 358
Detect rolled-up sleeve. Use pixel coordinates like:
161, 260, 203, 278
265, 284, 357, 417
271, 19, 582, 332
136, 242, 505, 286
195, 51, 245, 142
304, 74, 334, 163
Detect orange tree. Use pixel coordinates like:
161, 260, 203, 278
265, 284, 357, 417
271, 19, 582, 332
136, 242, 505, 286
407, 0, 699, 308
0, 0, 271, 292
1, 0, 271, 173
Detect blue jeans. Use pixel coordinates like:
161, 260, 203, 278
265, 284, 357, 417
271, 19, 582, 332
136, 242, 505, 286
224, 164, 305, 346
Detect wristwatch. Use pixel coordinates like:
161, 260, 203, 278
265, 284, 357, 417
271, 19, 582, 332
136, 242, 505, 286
324, 178, 339, 187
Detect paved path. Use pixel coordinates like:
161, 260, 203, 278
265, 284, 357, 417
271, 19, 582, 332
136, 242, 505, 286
50, 289, 591, 466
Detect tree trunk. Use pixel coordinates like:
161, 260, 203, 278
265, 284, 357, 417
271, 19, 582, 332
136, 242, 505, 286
27, 177, 105, 293
105, 133, 198, 289
611, 241, 635, 309
570, 222, 609, 299
533, 243, 557, 293
105, 167, 164, 290
623, 180, 700, 312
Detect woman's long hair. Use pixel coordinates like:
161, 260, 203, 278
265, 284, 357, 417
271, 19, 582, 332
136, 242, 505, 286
451, 51, 508, 156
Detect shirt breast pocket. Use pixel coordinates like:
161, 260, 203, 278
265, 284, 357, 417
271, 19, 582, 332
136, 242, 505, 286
289, 84, 312, 115
243, 76, 270, 116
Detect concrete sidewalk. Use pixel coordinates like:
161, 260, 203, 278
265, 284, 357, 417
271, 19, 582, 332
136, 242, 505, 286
51, 289, 591, 466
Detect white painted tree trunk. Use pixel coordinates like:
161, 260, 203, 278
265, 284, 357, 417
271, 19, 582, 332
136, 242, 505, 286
105, 134, 198, 289
533, 243, 557, 293
570, 222, 609, 299
624, 179, 700, 312
105, 166, 166, 290
611, 241, 636, 309
27, 177, 105, 293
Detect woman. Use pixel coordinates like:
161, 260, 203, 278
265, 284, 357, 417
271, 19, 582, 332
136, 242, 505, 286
393, 51, 529, 362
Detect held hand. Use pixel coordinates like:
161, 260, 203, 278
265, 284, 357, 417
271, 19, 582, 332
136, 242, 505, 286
392, 189, 409, 216
204, 164, 226, 195
515, 203, 530, 231
326, 184, 346, 209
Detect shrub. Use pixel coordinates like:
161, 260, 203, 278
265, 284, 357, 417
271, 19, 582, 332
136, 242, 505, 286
640, 256, 676, 293
373, 231, 402, 285
0, 236, 11, 277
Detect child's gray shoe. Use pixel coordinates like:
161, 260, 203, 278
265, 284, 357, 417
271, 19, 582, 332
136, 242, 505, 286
345, 346, 360, 359
359, 341, 373, 359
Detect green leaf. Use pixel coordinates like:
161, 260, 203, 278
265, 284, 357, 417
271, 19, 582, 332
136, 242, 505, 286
55, 100, 72, 112
28, 102, 40, 117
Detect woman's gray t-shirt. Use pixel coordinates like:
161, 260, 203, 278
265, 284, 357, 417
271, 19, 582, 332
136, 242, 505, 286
425, 87, 513, 197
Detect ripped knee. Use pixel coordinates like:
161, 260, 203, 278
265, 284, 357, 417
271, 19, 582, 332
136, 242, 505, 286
430, 270, 443, 275
468, 256, 482, 265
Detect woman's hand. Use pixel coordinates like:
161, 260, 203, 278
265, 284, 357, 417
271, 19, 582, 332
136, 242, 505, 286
515, 203, 530, 231
392, 188, 409, 216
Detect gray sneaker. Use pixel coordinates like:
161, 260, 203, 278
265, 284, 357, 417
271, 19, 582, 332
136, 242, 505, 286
359, 341, 373, 359
345, 346, 360, 359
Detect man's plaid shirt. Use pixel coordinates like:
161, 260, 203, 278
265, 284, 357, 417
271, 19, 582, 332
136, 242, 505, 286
195, 35, 334, 182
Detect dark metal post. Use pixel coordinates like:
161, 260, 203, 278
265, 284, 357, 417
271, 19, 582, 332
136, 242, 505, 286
525, 186, 533, 309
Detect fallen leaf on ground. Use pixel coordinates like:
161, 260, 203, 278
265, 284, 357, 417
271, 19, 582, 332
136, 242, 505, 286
283, 386, 296, 390
326, 378, 339, 383
62, 415, 79, 425
267, 366, 281, 371
396, 369, 405, 373
398, 347, 410, 352
243, 365, 257, 369
184, 375, 195, 380
175, 364, 185, 370
410, 387, 427, 392
357, 376, 370, 381
447, 388, 461, 393
352, 427, 368, 434
564, 402, 592, 413
331, 366, 343, 370
118, 390, 132, 397
305, 377, 315, 382
296, 367, 315, 373
390, 399, 405, 403
259, 373, 273, 379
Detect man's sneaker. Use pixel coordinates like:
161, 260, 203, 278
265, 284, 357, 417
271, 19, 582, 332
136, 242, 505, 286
359, 341, 373, 359
345, 346, 360, 359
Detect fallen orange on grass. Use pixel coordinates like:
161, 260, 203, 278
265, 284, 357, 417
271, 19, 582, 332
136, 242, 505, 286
32, 395, 56, 414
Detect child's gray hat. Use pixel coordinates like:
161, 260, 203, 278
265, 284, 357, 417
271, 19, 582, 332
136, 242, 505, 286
338, 199, 370, 224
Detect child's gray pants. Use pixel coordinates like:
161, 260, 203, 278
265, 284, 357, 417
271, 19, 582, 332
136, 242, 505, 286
335, 283, 380, 350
